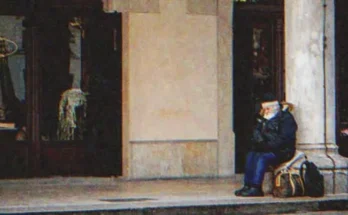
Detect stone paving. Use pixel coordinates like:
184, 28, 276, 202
0, 176, 347, 214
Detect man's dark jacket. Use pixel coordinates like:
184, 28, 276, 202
251, 109, 298, 163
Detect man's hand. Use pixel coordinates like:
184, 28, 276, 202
252, 129, 264, 143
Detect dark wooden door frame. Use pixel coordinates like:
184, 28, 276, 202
24, 26, 42, 176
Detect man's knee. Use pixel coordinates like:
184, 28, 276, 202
256, 153, 277, 167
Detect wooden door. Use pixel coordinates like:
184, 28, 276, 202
233, 1, 284, 172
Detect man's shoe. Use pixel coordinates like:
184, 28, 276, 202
240, 187, 264, 197
234, 185, 250, 196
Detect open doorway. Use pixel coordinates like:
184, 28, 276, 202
0, 1, 122, 177
233, 0, 284, 173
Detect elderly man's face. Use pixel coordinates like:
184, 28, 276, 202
261, 101, 279, 118
263, 106, 272, 115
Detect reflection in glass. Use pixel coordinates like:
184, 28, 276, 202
40, 17, 86, 141
0, 13, 121, 145
252, 24, 272, 101
0, 16, 26, 141
55, 21, 87, 141
68, 21, 82, 89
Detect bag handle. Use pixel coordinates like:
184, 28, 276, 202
288, 171, 305, 196
288, 172, 296, 196
300, 155, 308, 182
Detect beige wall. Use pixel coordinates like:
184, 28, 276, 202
131, 141, 218, 178
107, 0, 234, 178
128, 0, 218, 141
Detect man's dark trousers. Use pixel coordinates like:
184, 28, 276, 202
244, 151, 279, 186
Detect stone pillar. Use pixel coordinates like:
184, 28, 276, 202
217, 0, 234, 176
285, 0, 348, 194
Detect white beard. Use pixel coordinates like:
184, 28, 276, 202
264, 112, 277, 120
262, 101, 280, 120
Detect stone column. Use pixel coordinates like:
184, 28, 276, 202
285, 0, 348, 194
217, 0, 234, 176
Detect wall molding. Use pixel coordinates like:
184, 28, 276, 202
103, 0, 218, 15
187, 0, 217, 15
103, 0, 160, 13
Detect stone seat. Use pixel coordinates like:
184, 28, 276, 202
273, 150, 306, 175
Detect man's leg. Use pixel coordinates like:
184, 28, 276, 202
240, 152, 278, 197
244, 151, 259, 185
235, 151, 259, 196
252, 152, 278, 186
